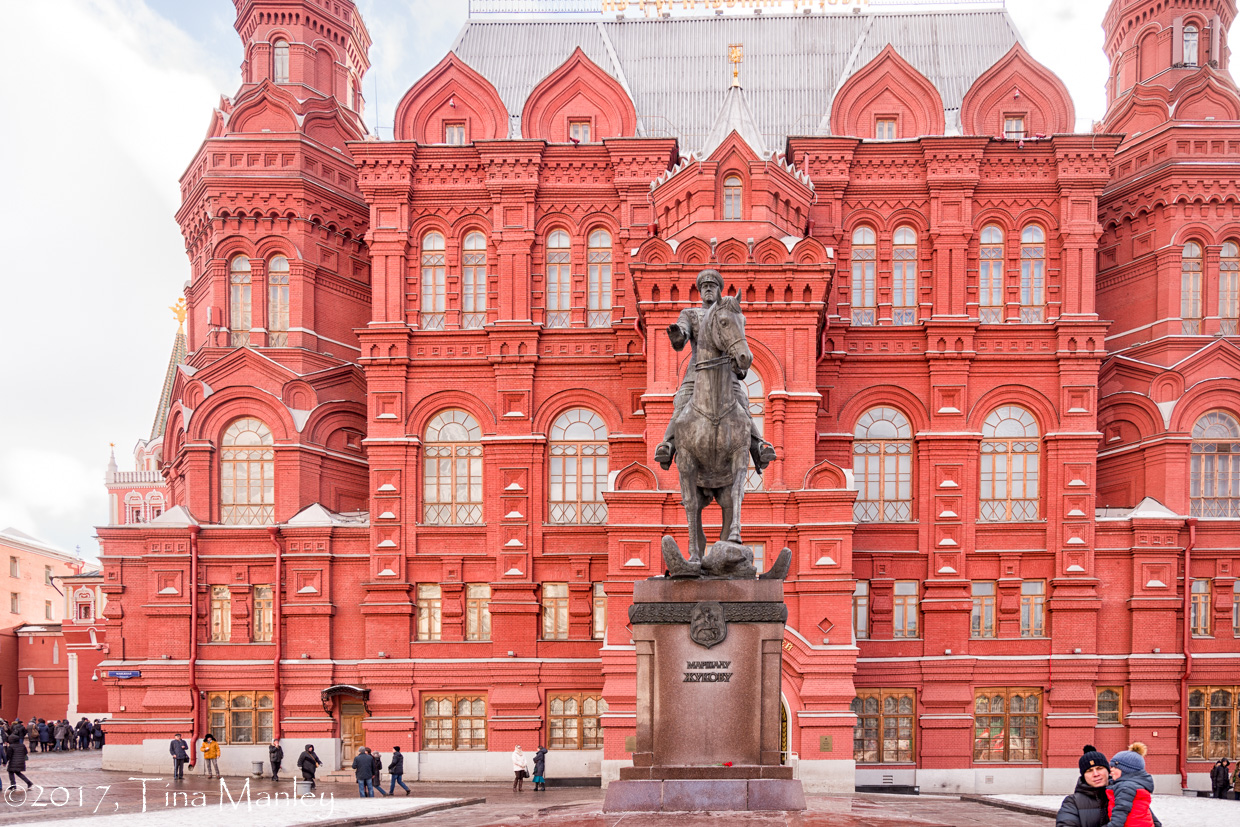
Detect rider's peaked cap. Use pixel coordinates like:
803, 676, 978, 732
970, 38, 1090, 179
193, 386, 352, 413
696, 268, 723, 289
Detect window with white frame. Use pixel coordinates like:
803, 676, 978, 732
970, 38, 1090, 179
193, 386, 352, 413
229, 256, 252, 346
1182, 241, 1204, 334
267, 255, 289, 346
972, 581, 996, 638
875, 118, 896, 140
592, 582, 606, 640
893, 581, 918, 638
542, 582, 569, 640
980, 406, 1040, 522
423, 410, 483, 525
462, 232, 487, 329
979, 225, 1005, 323
465, 583, 491, 641
546, 230, 571, 328
1020, 581, 1046, 637
444, 122, 466, 145
549, 408, 609, 525
420, 232, 446, 330
723, 175, 742, 220
587, 229, 612, 327
853, 407, 913, 523
273, 40, 290, 84
1019, 225, 1045, 322
1191, 411, 1240, 518
1004, 116, 1026, 139
743, 369, 766, 492
853, 581, 869, 639
569, 120, 591, 142
1220, 241, 1239, 335
417, 584, 442, 641
1184, 25, 1200, 67
892, 226, 917, 324
220, 418, 274, 525
851, 226, 877, 325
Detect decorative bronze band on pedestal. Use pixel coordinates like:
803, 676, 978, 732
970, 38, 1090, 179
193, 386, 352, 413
628, 601, 788, 624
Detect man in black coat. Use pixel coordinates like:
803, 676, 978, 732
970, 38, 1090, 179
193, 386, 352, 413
1212, 758, 1232, 798
370, 749, 388, 796
6, 737, 31, 791
351, 746, 375, 797
169, 734, 190, 780
269, 739, 284, 782
297, 744, 321, 790
387, 746, 410, 795
1055, 746, 1110, 827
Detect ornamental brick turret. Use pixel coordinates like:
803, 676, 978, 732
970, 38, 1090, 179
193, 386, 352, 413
1103, 0, 1237, 105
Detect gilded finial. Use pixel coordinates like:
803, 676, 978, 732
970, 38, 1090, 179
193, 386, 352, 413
728, 43, 743, 88
170, 297, 187, 331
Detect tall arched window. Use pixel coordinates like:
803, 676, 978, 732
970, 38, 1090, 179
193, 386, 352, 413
723, 175, 742, 220
1220, 241, 1239, 335
221, 418, 274, 525
462, 232, 487, 330
273, 40, 290, 84
549, 409, 609, 524
267, 255, 289, 346
980, 406, 1040, 522
423, 410, 482, 525
1184, 25, 1200, 67
853, 407, 913, 523
743, 369, 766, 491
851, 226, 877, 326
587, 229, 612, 328
1191, 411, 1240, 518
546, 229, 571, 328
892, 226, 918, 325
229, 256, 252, 346
979, 225, 1005, 323
1019, 225, 1045, 323
1182, 241, 1203, 334
421, 232, 446, 330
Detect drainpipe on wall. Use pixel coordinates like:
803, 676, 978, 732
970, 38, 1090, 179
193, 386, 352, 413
1179, 517, 1197, 791
188, 525, 201, 769
268, 526, 283, 739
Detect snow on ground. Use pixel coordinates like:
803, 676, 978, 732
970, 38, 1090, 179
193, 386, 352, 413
20, 791, 461, 827
994, 793, 1238, 827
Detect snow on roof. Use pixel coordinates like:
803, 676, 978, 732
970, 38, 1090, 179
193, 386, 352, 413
1095, 497, 1185, 521
284, 504, 370, 527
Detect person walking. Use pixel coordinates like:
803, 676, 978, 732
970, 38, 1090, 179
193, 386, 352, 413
91, 720, 104, 749
268, 739, 283, 782
511, 745, 528, 792
351, 746, 375, 797
169, 733, 190, 779
370, 748, 387, 796
200, 734, 221, 778
297, 744, 321, 790
5, 736, 31, 792
1056, 746, 1110, 827
386, 746, 410, 796
532, 745, 548, 792
1103, 743, 1162, 827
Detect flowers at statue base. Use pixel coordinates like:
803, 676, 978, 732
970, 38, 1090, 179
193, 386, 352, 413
716, 761, 733, 767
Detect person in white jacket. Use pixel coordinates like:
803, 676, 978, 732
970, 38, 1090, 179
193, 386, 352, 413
511, 745, 528, 792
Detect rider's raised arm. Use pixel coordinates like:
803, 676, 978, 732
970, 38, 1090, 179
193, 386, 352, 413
667, 308, 695, 351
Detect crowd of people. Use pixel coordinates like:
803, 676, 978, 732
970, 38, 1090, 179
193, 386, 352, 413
0, 716, 105, 791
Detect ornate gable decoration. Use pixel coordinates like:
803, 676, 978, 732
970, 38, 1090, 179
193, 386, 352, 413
1170, 67, 1240, 122
394, 53, 509, 144
1102, 83, 1172, 138
220, 80, 367, 145
829, 45, 945, 139
521, 47, 637, 143
960, 44, 1075, 138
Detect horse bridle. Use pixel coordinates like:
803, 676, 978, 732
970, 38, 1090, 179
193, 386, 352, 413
694, 306, 747, 373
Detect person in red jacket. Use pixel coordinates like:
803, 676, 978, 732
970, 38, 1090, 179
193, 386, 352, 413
1103, 743, 1162, 827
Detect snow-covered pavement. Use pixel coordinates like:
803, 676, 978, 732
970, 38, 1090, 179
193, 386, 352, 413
995, 793, 1238, 827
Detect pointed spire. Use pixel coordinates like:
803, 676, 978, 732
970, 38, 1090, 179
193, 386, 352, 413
701, 85, 767, 158
106, 444, 118, 484
150, 305, 188, 441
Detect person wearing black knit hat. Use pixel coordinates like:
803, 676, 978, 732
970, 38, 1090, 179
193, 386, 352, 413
1055, 745, 1111, 827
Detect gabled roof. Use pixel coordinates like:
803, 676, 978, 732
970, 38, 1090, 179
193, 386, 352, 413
702, 86, 766, 158
450, 10, 1023, 145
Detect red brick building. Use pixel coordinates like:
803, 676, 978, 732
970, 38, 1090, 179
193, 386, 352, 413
95, 0, 1240, 793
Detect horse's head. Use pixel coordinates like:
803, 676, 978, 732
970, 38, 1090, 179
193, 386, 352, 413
705, 296, 753, 378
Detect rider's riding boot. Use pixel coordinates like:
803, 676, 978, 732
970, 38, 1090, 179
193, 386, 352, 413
655, 440, 675, 470
751, 437, 776, 472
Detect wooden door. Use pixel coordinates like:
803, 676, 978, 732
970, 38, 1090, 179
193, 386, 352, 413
341, 702, 366, 766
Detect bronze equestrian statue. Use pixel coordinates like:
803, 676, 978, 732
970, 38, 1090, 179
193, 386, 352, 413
658, 269, 790, 580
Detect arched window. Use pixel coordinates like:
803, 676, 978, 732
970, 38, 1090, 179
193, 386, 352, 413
423, 410, 482, 525
892, 226, 918, 325
230, 256, 252, 346
723, 175, 742, 220
546, 229, 571, 328
462, 232, 487, 329
980, 406, 1040, 522
1182, 241, 1203, 334
1019, 225, 1045, 323
1221, 241, 1239, 335
220, 418, 274, 525
853, 407, 913, 523
549, 409, 609, 524
273, 40, 290, 84
1191, 411, 1240, 518
979, 225, 1005, 323
587, 229, 612, 328
743, 369, 766, 492
148, 492, 164, 520
1184, 25, 1200, 67
851, 226, 877, 326
421, 232, 446, 330
268, 255, 289, 346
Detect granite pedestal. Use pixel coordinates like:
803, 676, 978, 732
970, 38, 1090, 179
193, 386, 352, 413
603, 578, 805, 812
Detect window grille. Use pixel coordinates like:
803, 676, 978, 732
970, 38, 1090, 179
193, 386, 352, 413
220, 418, 274, 525
268, 255, 289, 346
1019, 225, 1045, 323
979, 225, 1005, 322
851, 226, 876, 325
421, 232, 446, 330
1182, 241, 1203, 335
851, 689, 914, 763
980, 406, 1040, 522
892, 226, 917, 325
423, 410, 483, 525
1004, 116, 1026, 139
853, 407, 913, 522
546, 230, 571, 328
587, 229, 612, 327
230, 256, 252, 346
973, 689, 1041, 762
1191, 411, 1240, 518
423, 696, 486, 750
549, 409, 609, 524
462, 232, 487, 329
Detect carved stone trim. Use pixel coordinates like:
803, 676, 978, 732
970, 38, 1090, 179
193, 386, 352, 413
628, 601, 787, 625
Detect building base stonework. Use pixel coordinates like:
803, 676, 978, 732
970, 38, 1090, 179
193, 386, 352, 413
604, 578, 804, 812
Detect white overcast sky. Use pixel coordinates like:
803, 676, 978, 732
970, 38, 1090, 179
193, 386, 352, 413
0, 0, 1138, 558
